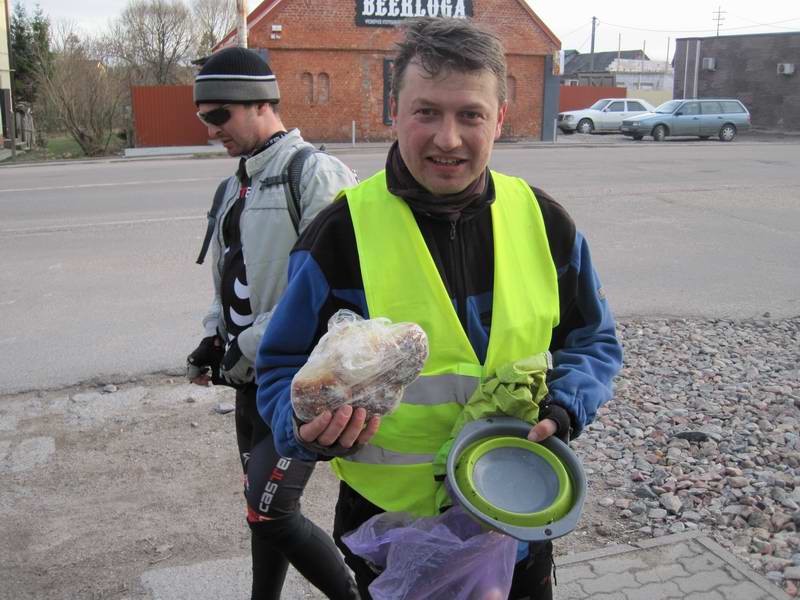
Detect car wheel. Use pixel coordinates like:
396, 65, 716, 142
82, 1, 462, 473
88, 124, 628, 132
719, 124, 737, 142
632, 134, 644, 141
652, 125, 667, 142
577, 119, 594, 134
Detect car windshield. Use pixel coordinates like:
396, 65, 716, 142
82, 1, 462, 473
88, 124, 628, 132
655, 100, 682, 114
589, 100, 611, 110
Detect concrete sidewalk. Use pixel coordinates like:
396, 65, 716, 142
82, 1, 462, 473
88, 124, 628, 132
557, 531, 790, 600
138, 531, 791, 599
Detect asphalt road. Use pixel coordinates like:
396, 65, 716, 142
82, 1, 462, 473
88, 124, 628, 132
1, 138, 798, 394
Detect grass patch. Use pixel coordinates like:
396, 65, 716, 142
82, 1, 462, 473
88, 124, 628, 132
46, 135, 85, 158
2, 133, 127, 163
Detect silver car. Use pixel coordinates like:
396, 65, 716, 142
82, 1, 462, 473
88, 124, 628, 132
558, 98, 656, 134
620, 99, 751, 142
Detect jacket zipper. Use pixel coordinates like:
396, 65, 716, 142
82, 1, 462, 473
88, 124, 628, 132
450, 218, 469, 332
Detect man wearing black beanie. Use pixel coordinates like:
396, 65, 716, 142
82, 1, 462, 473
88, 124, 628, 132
186, 46, 360, 600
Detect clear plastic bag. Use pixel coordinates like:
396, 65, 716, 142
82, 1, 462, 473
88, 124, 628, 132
291, 310, 429, 421
342, 506, 517, 600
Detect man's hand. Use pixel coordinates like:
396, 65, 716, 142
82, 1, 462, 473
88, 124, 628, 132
220, 339, 254, 385
187, 335, 224, 385
527, 418, 558, 443
298, 405, 381, 449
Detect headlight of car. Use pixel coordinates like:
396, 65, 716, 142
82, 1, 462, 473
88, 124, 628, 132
630, 121, 639, 127
563, 115, 574, 121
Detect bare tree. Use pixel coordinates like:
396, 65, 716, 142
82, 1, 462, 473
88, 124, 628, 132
36, 22, 127, 156
192, 0, 237, 57
108, 0, 194, 85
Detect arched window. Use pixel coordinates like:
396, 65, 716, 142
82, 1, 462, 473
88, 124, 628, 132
318, 73, 330, 105
506, 75, 517, 104
301, 72, 314, 105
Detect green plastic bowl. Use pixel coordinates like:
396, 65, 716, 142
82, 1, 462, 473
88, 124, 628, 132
453, 435, 573, 527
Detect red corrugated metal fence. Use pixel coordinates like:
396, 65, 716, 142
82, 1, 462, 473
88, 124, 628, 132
131, 85, 210, 147
559, 86, 626, 112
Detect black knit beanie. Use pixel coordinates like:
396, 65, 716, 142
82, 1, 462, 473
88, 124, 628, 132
194, 47, 280, 105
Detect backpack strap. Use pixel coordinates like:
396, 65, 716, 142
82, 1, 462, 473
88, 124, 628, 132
285, 145, 318, 235
196, 178, 230, 265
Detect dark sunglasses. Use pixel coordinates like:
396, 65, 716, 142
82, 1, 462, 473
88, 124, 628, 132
196, 104, 233, 127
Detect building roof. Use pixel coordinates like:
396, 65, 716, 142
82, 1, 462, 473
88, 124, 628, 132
214, 0, 281, 51
676, 30, 800, 42
214, 0, 561, 52
564, 50, 649, 75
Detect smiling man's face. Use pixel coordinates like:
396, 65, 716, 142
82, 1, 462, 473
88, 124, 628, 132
390, 62, 507, 196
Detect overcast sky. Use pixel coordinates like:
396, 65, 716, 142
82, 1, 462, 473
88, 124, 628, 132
12, 0, 800, 61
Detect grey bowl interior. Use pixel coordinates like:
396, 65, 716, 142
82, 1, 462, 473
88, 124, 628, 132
471, 446, 561, 514
446, 416, 587, 542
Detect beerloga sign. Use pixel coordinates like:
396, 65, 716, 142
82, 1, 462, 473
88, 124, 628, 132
356, 0, 473, 27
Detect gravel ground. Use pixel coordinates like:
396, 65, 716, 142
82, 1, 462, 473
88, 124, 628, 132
574, 316, 800, 597
2, 316, 798, 598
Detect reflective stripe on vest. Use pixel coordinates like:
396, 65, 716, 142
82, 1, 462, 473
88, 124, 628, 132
331, 170, 559, 516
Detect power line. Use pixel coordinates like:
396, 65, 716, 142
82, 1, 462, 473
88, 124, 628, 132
728, 13, 800, 30
561, 19, 593, 39
598, 16, 800, 34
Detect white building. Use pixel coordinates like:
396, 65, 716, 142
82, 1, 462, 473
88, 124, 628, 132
608, 58, 674, 92
1, 0, 12, 145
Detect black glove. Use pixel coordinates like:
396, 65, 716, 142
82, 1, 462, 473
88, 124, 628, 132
220, 338, 255, 386
186, 335, 224, 382
538, 396, 572, 444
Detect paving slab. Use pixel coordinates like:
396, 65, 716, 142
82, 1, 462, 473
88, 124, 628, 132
557, 531, 791, 600
139, 557, 324, 600
137, 531, 790, 599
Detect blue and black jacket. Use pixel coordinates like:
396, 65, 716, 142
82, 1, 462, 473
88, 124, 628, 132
256, 182, 623, 461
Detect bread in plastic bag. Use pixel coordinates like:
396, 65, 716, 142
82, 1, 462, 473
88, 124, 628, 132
342, 505, 517, 600
291, 310, 429, 421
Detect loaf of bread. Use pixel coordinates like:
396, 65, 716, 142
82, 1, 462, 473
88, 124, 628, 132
291, 310, 429, 421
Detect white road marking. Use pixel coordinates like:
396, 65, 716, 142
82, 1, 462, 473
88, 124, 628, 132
0, 177, 216, 194
1, 215, 204, 235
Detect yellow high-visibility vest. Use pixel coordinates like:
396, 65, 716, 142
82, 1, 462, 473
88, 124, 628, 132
331, 170, 559, 516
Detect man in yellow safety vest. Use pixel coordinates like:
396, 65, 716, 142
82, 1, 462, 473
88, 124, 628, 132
255, 17, 623, 599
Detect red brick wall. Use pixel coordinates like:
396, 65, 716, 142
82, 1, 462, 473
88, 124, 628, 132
246, 0, 558, 141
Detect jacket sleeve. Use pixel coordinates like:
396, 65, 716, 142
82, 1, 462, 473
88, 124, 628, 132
548, 231, 623, 437
297, 153, 358, 232
237, 153, 357, 363
200, 178, 234, 339
255, 249, 332, 460
201, 296, 222, 338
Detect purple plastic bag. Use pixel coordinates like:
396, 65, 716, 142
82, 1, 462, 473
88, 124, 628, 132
342, 506, 517, 600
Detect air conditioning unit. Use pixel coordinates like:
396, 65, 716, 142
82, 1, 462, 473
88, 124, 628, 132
777, 63, 796, 75
702, 57, 716, 71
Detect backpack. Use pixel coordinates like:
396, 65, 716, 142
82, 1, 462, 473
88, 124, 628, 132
195, 145, 321, 265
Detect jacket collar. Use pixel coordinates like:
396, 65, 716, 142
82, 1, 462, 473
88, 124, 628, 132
244, 128, 302, 179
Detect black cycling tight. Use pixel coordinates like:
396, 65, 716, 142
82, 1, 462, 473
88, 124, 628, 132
235, 387, 359, 600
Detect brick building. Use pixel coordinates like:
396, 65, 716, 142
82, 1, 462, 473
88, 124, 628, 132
214, 0, 561, 142
673, 32, 800, 131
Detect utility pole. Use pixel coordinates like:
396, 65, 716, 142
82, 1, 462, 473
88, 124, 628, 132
664, 37, 671, 90
639, 40, 645, 91
589, 16, 597, 72
236, 0, 248, 48
713, 6, 726, 36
